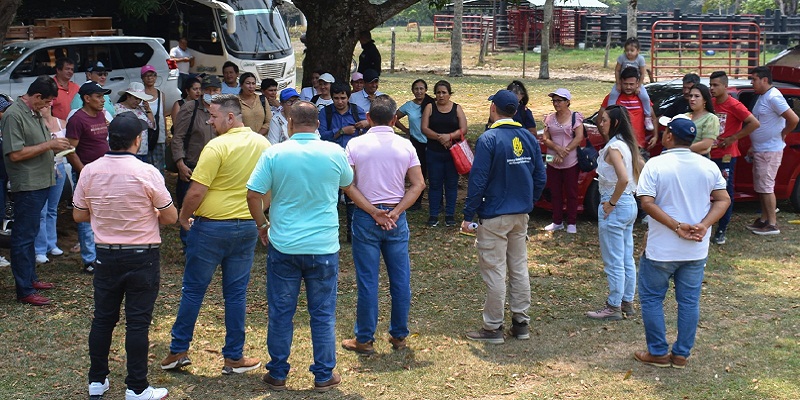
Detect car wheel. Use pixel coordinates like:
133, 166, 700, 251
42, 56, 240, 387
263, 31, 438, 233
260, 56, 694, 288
584, 179, 600, 220
791, 178, 800, 212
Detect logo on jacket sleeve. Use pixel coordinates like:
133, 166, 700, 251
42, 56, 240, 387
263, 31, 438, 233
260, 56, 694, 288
512, 136, 524, 157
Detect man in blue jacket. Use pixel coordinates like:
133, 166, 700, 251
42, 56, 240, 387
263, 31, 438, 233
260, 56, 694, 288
461, 89, 546, 344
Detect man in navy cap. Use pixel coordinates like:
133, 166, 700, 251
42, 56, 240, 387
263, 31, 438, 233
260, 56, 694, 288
74, 111, 176, 400
461, 89, 546, 344
634, 116, 729, 369
268, 88, 300, 144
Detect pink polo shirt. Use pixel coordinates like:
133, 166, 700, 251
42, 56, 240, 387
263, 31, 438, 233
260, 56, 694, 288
72, 152, 173, 245
345, 125, 420, 204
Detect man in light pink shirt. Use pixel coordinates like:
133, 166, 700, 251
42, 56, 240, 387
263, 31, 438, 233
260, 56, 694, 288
340, 95, 425, 355
72, 112, 176, 400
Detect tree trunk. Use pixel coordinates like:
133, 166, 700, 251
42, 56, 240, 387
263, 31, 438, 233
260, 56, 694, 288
450, 0, 463, 77
626, 0, 638, 39
293, 0, 419, 87
539, 0, 554, 79
0, 0, 23, 44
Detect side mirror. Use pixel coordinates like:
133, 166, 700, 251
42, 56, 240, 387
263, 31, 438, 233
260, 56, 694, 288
211, 31, 218, 43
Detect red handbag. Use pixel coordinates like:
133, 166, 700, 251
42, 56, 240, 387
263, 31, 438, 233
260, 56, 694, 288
449, 131, 474, 175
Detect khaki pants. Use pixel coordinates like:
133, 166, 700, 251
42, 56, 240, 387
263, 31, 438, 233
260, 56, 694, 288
476, 214, 531, 330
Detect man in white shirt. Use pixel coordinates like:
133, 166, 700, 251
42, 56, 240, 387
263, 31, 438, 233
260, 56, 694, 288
169, 38, 194, 87
267, 88, 300, 145
349, 69, 383, 113
634, 116, 729, 370
745, 66, 799, 236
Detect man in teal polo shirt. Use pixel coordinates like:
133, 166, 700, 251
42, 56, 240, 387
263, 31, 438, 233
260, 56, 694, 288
246, 100, 353, 392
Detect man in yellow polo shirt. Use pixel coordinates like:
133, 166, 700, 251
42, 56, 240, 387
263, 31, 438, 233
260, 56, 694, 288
161, 94, 270, 375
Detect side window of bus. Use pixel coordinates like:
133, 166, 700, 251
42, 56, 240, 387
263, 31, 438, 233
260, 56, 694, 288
183, 2, 224, 57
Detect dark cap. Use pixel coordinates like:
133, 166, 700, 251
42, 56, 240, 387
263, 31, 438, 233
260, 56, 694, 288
79, 82, 112, 97
488, 89, 519, 115
362, 69, 380, 83
201, 74, 222, 89
666, 117, 697, 142
87, 61, 111, 73
108, 112, 147, 141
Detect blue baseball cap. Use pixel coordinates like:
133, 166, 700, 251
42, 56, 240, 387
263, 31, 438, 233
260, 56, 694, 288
280, 88, 300, 102
488, 89, 519, 115
662, 115, 697, 142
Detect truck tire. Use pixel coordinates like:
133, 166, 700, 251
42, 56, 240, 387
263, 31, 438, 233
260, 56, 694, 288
791, 178, 800, 212
584, 180, 600, 220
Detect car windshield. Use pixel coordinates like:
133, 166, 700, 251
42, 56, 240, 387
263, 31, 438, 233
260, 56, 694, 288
217, 0, 291, 56
0, 45, 27, 74
647, 84, 683, 115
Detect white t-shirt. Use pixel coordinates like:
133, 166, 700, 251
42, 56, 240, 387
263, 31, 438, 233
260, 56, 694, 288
637, 148, 726, 262
169, 46, 192, 74
750, 87, 790, 153
314, 97, 334, 111
597, 136, 637, 197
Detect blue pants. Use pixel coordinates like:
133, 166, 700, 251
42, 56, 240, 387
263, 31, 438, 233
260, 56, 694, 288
168, 218, 258, 359
73, 171, 96, 264
711, 157, 736, 233
426, 149, 458, 217
638, 255, 706, 358
35, 163, 67, 256
351, 207, 411, 343
10, 188, 49, 298
598, 193, 637, 307
88, 248, 160, 392
265, 244, 338, 383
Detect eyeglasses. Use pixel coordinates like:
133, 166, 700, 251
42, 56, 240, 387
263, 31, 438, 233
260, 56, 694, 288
284, 99, 298, 106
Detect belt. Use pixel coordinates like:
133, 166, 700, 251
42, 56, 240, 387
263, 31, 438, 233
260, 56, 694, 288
372, 203, 398, 208
194, 216, 253, 223
96, 244, 160, 250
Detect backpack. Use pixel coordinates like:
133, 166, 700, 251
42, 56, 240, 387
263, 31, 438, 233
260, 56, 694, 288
570, 112, 599, 172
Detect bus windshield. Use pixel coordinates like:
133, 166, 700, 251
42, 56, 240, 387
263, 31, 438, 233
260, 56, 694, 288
217, 0, 292, 57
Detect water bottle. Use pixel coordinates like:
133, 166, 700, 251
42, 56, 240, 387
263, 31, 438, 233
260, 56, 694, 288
722, 168, 730, 180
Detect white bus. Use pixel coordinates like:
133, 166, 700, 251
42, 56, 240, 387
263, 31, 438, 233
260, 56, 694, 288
176, 0, 295, 89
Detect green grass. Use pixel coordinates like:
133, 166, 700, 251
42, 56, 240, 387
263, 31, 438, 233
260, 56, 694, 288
2, 44, 800, 400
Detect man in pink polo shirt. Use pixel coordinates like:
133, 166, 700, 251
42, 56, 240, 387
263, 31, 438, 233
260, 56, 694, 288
340, 95, 425, 355
73, 112, 177, 400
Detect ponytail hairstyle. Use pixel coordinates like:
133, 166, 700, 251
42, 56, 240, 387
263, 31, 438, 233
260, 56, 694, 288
603, 105, 643, 182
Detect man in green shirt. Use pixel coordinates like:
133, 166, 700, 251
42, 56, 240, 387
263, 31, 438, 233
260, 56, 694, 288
1, 76, 71, 306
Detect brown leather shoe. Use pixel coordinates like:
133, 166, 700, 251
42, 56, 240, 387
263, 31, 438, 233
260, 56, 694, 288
341, 338, 374, 355
222, 356, 261, 374
313, 372, 341, 392
634, 350, 671, 368
388, 336, 407, 350
18, 293, 52, 306
32, 281, 55, 290
670, 353, 688, 369
262, 372, 287, 391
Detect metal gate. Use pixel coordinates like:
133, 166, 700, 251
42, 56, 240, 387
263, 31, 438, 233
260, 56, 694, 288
650, 20, 761, 82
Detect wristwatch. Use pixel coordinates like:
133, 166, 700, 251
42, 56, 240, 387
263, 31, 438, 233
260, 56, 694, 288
259, 221, 269, 230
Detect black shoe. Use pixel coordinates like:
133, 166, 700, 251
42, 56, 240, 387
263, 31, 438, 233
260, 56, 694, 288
427, 216, 439, 227
509, 321, 530, 340
83, 261, 96, 274
445, 216, 456, 227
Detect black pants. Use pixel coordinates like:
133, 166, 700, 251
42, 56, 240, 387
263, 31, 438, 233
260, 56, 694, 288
410, 136, 427, 206
88, 248, 160, 392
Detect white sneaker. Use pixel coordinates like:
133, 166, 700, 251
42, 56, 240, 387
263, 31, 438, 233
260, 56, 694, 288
88, 378, 109, 397
49, 247, 64, 256
125, 386, 168, 400
544, 223, 564, 231
566, 224, 577, 234
645, 117, 654, 131
0, 256, 9, 267
35, 254, 49, 264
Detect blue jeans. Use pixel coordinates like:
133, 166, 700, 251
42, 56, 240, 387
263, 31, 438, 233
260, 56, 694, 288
638, 255, 706, 358
10, 188, 49, 298
35, 163, 67, 255
89, 248, 160, 392
265, 244, 338, 383
712, 157, 736, 233
168, 218, 258, 359
426, 149, 458, 217
598, 193, 637, 307
351, 207, 411, 343
73, 171, 96, 264
149, 143, 165, 175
